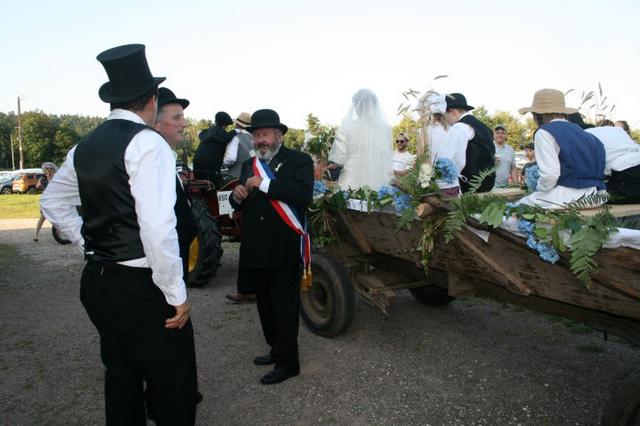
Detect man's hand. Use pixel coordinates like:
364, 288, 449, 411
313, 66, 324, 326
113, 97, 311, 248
165, 302, 191, 329
245, 175, 263, 191
232, 184, 250, 203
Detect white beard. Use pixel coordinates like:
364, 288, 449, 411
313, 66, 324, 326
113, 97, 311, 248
256, 142, 281, 161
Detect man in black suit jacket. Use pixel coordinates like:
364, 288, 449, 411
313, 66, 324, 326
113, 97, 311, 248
230, 109, 314, 385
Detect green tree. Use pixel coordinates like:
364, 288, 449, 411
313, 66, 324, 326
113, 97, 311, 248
21, 111, 58, 167
53, 125, 80, 164
392, 114, 419, 153
0, 112, 17, 169
284, 128, 305, 151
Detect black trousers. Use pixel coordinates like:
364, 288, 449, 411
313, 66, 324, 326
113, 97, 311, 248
247, 265, 301, 372
607, 164, 640, 204
236, 268, 255, 294
80, 260, 197, 426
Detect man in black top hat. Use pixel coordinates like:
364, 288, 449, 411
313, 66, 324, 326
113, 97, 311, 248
41, 44, 198, 425
193, 111, 237, 187
443, 93, 496, 192
230, 109, 314, 385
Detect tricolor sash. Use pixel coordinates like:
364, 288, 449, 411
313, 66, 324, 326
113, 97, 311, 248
253, 157, 312, 291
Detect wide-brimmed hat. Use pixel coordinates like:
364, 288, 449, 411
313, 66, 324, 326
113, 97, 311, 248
234, 112, 252, 129
157, 87, 189, 109
445, 93, 474, 111
246, 109, 288, 135
518, 88, 577, 115
97, 44, 165, 103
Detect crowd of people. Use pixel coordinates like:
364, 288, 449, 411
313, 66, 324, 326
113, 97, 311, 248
37, 42, 639, 425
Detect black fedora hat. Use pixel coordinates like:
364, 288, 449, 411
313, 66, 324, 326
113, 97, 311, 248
97, 44, 165, 103
246, 109, 288, 134
567, 112, 594, 129
445, 93, 474, 111
158, 87, 189, 109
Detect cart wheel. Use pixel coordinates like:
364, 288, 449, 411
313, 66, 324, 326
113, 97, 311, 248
300, 252, 355, 337
602, 368, 640, 426
410, 268, 454, 306
187, 200, 223, 287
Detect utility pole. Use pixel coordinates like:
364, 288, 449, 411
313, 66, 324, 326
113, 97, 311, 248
10, 134, 15, 170
17, 96, 24, 170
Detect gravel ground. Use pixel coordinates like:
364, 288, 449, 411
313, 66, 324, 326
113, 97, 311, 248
1, 218, 639, 425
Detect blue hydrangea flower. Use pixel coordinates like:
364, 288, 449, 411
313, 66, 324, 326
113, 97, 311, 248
525, 165, 540, 192
435, 158, 459, 184
313, 180, 328, 196
377, 184, 397, 199
393, 193, 412, 213
536, 242, 560, 264
526, 235, 538, 250
518, 220, 535, 234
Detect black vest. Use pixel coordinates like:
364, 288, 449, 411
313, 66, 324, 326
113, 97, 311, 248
75, 119, 197, 278
458, 115, 496, 193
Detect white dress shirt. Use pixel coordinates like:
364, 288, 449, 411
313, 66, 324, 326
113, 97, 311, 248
223, 128, 251, 166
518, 119, 602, 210
440, 113, 475, 182
40, 109, 187, 306
429, 123, 459, 190
586, 126, 640, 175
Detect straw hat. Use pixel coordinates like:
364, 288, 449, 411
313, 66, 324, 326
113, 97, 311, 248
234, 112, 251, 129
518, 88, 577, 115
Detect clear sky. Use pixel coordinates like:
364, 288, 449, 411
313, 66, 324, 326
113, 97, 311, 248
2, 0, 639, 129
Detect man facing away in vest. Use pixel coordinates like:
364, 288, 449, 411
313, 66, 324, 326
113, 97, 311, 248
443, 93, 496, 193
223, 112, 255, 179
41, 44, 198, 425
518, 88, 606, 209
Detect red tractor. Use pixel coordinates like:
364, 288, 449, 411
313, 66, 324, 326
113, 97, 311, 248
179, 168, 242, 287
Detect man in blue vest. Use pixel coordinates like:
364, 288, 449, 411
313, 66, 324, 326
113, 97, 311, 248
443, 93, 496, 192
518, 88, 606, 209
41, 44, 198, 424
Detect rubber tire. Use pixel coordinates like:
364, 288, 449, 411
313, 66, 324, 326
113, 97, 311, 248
187, 200, 223, 287
300, 252, 355, 337
410, 268, 455, 306
27, 186, 36, 194
0, 186, 11, 194
602, 368, 640, 426
52, 227, 71, 245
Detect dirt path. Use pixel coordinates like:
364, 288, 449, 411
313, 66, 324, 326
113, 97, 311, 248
1, 219, 639, 425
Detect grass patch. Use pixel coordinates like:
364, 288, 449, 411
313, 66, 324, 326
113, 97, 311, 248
549, 317, 592, 334
577, 344, 604, 353
0, 194, 41, 219
0, 243, 17, 270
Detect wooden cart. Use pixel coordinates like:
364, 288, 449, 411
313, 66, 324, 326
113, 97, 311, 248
300, 196, 640, 424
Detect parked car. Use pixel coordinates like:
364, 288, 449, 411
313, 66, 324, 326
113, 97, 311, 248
0, 169, 41, 194
12, 171, 44, 194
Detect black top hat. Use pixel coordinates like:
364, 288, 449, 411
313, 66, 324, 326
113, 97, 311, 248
246, 109, 288, 135
96, 44, 165, 103
445, 93, 474, 111
158, 87, 189, 109
215, 112, 233, 126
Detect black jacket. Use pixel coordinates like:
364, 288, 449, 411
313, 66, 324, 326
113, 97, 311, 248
230, 146, 314, 269
192, 126, 236, 180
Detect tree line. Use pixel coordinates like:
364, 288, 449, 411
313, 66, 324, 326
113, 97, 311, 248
1, 109, 637, 170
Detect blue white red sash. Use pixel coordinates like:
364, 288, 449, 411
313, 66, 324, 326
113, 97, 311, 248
253, 158, 312, 289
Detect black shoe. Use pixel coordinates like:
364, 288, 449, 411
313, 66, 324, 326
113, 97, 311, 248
260, 368, 300, 385
253, 354, 276, 366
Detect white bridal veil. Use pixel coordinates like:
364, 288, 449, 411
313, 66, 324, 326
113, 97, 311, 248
328, 89, 394, 190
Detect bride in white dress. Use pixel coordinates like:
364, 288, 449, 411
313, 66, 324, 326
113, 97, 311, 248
328, 89, 394, 190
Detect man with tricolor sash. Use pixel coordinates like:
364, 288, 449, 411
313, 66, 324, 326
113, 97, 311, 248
230, 109, 314, 385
